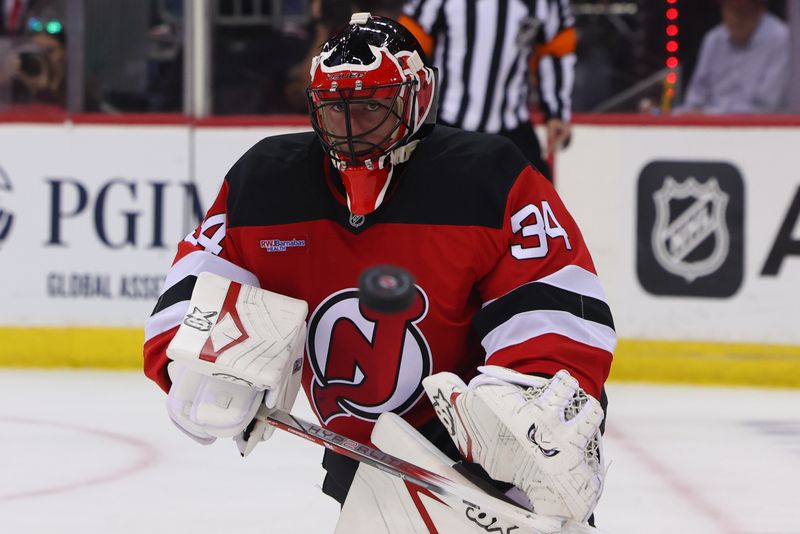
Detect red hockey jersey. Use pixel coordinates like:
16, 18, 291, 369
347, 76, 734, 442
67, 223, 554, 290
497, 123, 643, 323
144, 126, 615, 445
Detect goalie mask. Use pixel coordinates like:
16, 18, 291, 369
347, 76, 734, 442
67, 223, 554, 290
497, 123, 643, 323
308, 12, 438, 215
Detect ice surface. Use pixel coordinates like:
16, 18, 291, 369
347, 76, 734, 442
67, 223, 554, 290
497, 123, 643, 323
0, 371, 798, 534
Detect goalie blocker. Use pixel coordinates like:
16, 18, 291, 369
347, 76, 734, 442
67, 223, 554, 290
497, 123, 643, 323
165, 272, 307, 455
143, 10, 616, 532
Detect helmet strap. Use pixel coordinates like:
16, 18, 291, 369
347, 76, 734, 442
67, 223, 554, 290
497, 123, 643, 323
390, 139, 419, 166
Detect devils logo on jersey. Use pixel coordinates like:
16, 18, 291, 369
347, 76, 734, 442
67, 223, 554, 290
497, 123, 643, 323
307, 285, 432, 424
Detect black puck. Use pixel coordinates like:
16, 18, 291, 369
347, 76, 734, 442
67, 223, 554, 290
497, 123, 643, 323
358, 265, 416, 313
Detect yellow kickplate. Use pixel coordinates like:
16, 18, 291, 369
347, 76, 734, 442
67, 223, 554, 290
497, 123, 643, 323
0, 327, 143, 368
1, 328, 799, 388
612, 339, 800, 388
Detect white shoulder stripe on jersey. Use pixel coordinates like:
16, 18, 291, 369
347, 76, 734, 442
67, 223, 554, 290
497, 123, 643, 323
481, 309, 617, 356
483, 265, 608, 308
147, 251, 260, 342
162, 250, 260, 294
145, 301, 190, 343
536, 264, 607, 301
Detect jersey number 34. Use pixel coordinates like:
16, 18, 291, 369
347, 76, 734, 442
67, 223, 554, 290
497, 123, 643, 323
510, 201, 572, 260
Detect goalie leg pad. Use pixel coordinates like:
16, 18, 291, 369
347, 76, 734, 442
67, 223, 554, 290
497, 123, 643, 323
336, 412, 564, 534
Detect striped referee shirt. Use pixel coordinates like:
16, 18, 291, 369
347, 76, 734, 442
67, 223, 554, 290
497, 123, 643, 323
401, 0, 577, 133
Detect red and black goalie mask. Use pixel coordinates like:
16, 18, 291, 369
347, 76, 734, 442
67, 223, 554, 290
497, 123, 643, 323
308, 13, 438, 216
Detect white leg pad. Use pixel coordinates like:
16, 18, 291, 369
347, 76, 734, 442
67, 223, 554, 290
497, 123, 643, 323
336, 413, 542, 534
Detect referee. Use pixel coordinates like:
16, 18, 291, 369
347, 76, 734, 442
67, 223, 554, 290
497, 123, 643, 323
400, 0, 577, 181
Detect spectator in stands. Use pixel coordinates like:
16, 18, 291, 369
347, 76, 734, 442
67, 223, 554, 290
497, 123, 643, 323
677, 0, 789, 114
11, 15, 66, 108
399, 0, 577, 181
284, 0, 353, 112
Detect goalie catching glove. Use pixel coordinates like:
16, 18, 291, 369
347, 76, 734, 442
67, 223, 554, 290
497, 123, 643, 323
165, 272, 307, 456
423, 366, 605, 522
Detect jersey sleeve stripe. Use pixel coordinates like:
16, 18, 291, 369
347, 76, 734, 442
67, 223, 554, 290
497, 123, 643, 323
485, 333, 611, 398
164, 250, 259, 292
145, 301, 190, 343
150, 275, 197, 317
481, 309, 617, 356
475, 281, 614, 338
483, 265, 608, 307
537, 264, 606, 301
145, 251, 260, 343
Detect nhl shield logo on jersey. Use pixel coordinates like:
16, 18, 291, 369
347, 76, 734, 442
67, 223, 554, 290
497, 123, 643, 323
0, 166, 14, 246
651, 177, 729, 282
637, 161, 744, 297
307, 285, 432, 424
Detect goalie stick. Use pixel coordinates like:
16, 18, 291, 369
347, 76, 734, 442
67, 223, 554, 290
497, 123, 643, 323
260, 409, 607, 534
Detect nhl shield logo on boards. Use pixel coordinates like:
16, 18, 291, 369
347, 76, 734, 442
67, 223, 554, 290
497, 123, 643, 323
651, 177, 729, 282
637, 161, 744, 298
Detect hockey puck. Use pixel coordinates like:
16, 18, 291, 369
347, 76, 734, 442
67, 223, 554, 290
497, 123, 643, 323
358, 265, 416, 314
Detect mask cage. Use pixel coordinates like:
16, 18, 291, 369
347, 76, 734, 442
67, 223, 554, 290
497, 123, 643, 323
308, 80, 418, 166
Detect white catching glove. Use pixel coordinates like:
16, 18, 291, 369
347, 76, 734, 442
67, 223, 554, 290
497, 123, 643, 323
165, 272, 308, 456
422, 365, 605, 522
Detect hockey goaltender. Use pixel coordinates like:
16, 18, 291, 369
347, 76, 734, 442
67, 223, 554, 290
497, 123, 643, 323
143, 12, 615, 534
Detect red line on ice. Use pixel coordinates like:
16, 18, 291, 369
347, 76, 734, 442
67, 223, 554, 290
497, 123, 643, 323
605, 425, 746, 534
0, 415, 159, 502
